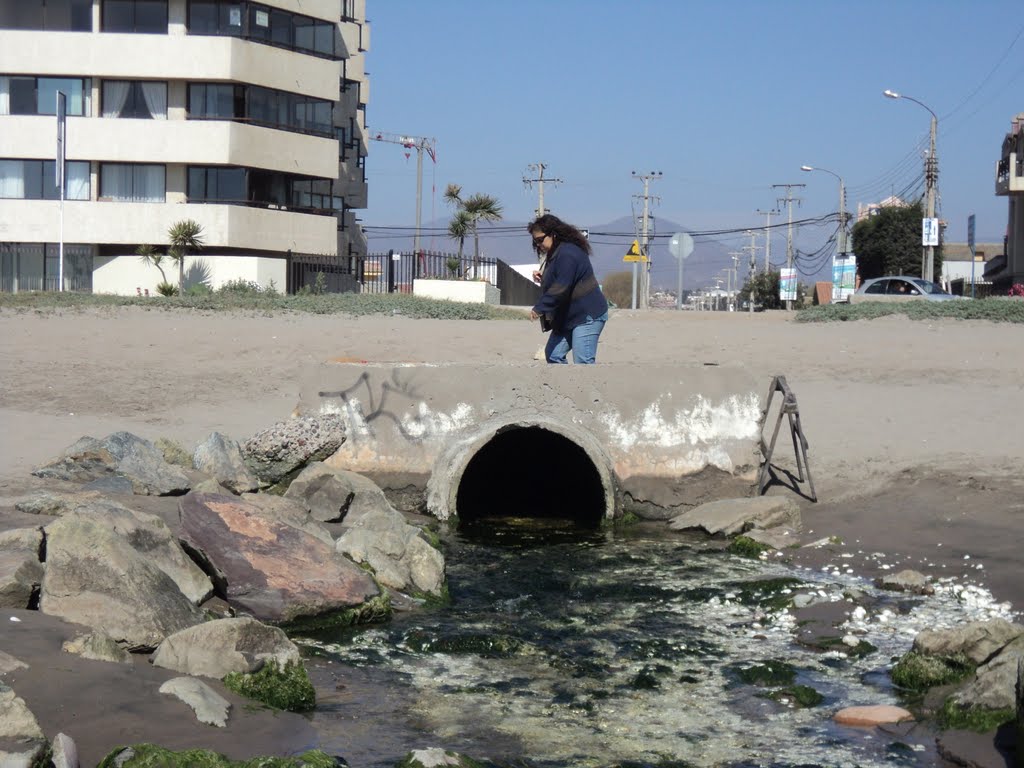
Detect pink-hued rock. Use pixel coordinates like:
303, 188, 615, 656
834, 705, 914, 727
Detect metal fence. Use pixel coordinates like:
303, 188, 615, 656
356, 250, 498, 295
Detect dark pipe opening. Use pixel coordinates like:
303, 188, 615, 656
456, 426, 605, 527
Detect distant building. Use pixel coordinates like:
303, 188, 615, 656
0, 0, 369, 295
856, 195, 908, 222
992, 112, 1024, 290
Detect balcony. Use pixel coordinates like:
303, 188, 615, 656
0, 201, 337, 254
996, 152, 1024, 195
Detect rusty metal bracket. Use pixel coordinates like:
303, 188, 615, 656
758, 375, 816, 502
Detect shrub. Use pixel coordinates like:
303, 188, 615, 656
602, 270, 633, 308
217, 278, 265, 295
1009, 283, 1024, 297
156, 281, 178, 297
185, 282, 212, 297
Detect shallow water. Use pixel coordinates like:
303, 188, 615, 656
301, 518, 1014, 767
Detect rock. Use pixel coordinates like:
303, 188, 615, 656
876, 569, 933, 595
0, 683, 44, 740
152, 617, 300, 679
399, 748, 480, 767
192, 432, 259, 494
337, 506, 445, 595
241, 494, 334, 546
286, 462, 396, 526
52, 732, 79, 768
62, 631, 133, 665
158, 677, 230, 727
742, 526, 799, 551
242, 414, 345, 486
178, 493, 379, 624
0, 744, 50, 768
0, 650, 28, 674
668, 496, 801, 537
14, 489, 104, 516
190, 478, 234, 495
31, 432, 190, 496
1017, 656, 1023, 757
82, 475, 135, 495
0, 528, 44, 609
833, 704, 914, 726
953, 635, 1024, 711
40, 509, 207, 652
913, 618, 1024, 665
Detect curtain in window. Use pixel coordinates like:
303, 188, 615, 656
102, 81, 131, 118
0, 78, 9, 116
66, 162, 90, 200
102, 163, 134, 200
136, 165, 165, 202
0, 160, 26, 198
140, 82, 167, 119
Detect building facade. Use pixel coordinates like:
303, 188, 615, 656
994, 112, 1024, 291
0, 0, 369, 294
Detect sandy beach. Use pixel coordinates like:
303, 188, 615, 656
1, 304, 1022, 763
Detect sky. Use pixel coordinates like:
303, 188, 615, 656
360, 1, 1023, 282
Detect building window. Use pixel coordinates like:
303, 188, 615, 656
0, 0, 92, 32
101, 81, 167, 119
102, 0, 168, 33
187, 1, 336, 59
99, 163, 165, 201
188, 166, 246, 203
0, 76, 92, 116
188, 82, 333, 137
0, 159, 90, 200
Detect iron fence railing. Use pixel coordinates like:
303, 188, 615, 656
356, 250, 497, 295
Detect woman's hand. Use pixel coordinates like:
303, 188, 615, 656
532, 270, 542, 284
530, 310, 539, 321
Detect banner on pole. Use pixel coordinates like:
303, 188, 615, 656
779, 268, 797, 302
55, 91, 66, 195
922, 217, 939, 247
832, 256, 857, 303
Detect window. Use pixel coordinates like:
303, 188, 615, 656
186, 1, 336, 58
188, 166, 245, 202
102, 0, 168, 33
100, 163, 165, 201
187, 82, 333, 137
0, 159, 90, 200
0, 0, 92, 31
102, 81, 167, 119
0, 77, 91, 116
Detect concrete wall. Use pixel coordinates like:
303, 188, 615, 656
412, 279, 500, 305
94, 254, 286, 295
296, 362, 763, 521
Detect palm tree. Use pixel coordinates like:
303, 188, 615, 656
167, 219, 205, 292
444, 183, 502, 276
136, 244, 168, 284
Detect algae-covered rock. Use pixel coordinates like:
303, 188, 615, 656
725, 659, 797, 687
937, 697, 1015, 733
222, 659, 315, 712
891, 650, 974, 691
402, 629, 522, 657
765, 684, 823, 707
97, 744, 343, 767
394, 748, 486, 768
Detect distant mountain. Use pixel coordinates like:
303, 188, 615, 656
365, 215, 741, 293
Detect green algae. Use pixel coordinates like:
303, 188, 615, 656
282, 593, 391, 633
937, 697, 1015, 733
725, 659, 797, 687
764, 684, 824, 708
403, 629, 522, 657
222, 660, 315, 712
97, 745, 340, 768
891, 651, 974, 691
727, 536, 770, 558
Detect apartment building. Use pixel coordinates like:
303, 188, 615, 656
0, 0, 369, 294
993, 112, 1024, 290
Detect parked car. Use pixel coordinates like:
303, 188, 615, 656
854, 276, 962, 301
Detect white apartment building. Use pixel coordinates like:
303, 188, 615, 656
0, 0, 369, 294
993, 112, 1024, 290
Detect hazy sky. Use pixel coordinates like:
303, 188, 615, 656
362, 1, 1023, 266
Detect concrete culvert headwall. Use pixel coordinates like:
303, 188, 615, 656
456, 425, 607, 526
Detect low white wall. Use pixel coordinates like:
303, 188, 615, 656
93, 254, 286, 296
413, 279, 500, 305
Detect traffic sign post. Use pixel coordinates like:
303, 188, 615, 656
968, 214, 976, 299
668, 232, 694, 310
623, 240, 645, 309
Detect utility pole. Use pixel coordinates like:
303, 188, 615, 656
727, 251, 742, 309
632, 171, 661, 310
742, 230, 760, 314
755, 208, 777, 271
369, 131, 437, 257
773, 183, 804, 310
523, 163, 562, 220
924, 114, 938, 282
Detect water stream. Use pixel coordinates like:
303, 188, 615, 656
300, 518, 1014, 767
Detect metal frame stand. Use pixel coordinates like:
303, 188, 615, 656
758, 375, 816, 501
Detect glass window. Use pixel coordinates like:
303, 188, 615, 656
0, 159, 88, 200
8, 78, 37, 114
103, 81, 167, 119
103, 0, 167, 33
0, 0, 91, 31
188, 166, 245, 202
37, 77, 90, 116
100, 163, 165, 202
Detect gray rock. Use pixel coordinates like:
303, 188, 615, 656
241, 493, 334, 546
0, 683, 43, 740
152, 617, 300, 679
337, 506, 445, 596
285, 462, 394, 525
0, 528, 43, 609
668, 496, 801, 537
178, 493, 378, 624
399, 748, 473, 767
191, 478, 235, 495
62, 631, 133, 665
0, 650, 28, 674
31, 432, 190, 496
158, 677, 230, 727
51, 732, 79, 768
41, 509, 207, 652
953, 635, 1024, 711
82, 475, 135, 495
0, 744, 49, 768
1017, 656, 1023, 749
913, 618, 1024, 665
742, 526, 799, 551
14, 490, 103, 516
876, 569, 933, 595
242, 414, 345, 486
193, 432, 259, 494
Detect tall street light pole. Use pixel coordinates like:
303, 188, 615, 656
884, 89, 938, 283
801, 164, 846, 300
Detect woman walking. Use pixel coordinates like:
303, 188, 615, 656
528, 214, 609, 364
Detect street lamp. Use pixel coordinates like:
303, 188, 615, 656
883, 89, 939, 283
801, 164, 847, 300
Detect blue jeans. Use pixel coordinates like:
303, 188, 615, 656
545, 311, 608, 364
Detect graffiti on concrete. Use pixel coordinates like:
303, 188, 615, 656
598, 393, 761, 450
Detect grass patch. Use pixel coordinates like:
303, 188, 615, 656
891, 651, 974, 691
796, 298, 1024, 324
0, 290, 530, 321
222, 660, 315, 712
937, 697, 1015, 732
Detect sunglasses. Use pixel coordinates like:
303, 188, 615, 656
532, 235, 547, 247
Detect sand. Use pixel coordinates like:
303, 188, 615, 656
1, 304, 1022, 762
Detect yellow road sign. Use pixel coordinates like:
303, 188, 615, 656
623, 240, 648, 263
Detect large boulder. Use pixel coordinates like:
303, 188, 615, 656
953, 635, 1024, 711
285, 462, 395, 525
158, 677, 230, 728
668, 496, 801, 537
913, 618, 1024, 665
152, 617, 300, 679
0, 683, 44, 740
0, 528, 44, 609
40, 508, 207, 651
192, 432, 259, 494
242, 415, 345, 486
337, 507, 445, 596
31, 432, 190, 496
178, 493, 379, 625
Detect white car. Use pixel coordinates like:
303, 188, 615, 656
854, 276, 961, 301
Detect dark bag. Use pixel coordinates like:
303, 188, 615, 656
539, 314, 551, 332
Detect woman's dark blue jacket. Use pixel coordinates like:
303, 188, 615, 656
532, 242, 608, 333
